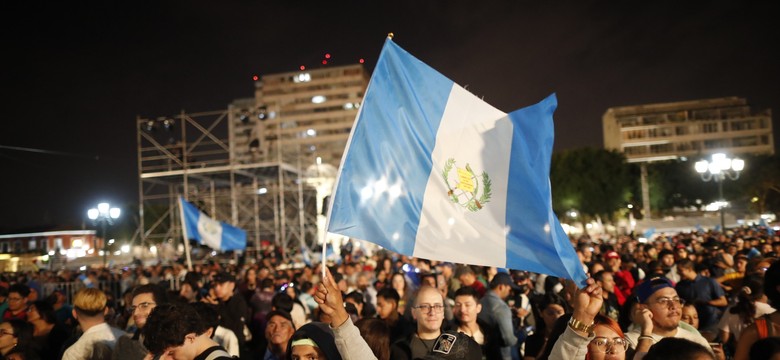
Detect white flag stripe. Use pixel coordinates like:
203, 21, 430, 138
413, 85, 512, 266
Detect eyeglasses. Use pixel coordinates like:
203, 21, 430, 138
590, 337, 629, 353
131, 302, 157, 313
0, 330, 16, 337
654, 297, 684, 307
413, 304, 444, 314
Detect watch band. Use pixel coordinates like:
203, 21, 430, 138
568, 316, 595, 335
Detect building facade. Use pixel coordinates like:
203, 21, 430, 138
0, 230, 98, 271
603, 97, 774, 163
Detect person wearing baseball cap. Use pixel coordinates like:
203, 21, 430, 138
477, 272, 519, 360
604, 251, 636, 305
626, 277, 712, 355
204, 271, 250, 357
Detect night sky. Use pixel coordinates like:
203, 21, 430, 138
1, 1, 778, 232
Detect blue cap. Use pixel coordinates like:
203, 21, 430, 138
636, 277, 674, 303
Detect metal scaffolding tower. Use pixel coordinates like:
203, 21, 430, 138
136, 64, 368, 263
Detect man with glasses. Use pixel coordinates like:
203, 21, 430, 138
2, 284, 30, 322
113, 284, 168, 360
477, 272, 518, 360
626, 277, 711, 353
390, 285, 446, 359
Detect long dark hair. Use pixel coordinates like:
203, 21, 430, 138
729, 275, 764, 324
533, 293, 568, 335
355, 318, 390, 360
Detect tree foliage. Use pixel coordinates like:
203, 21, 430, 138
550, 148, 631, 221
643, 154, 780, 215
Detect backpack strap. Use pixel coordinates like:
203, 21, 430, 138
203, 348, 232, 360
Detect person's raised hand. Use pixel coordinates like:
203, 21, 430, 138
567, 278, 603, 326
632, 304, 654, 336
315, 266, 349, 328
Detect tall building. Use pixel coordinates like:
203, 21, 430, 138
603, 97, 774, 163
234, 64, 368, 167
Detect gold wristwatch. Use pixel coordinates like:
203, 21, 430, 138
568, 316, 595, 336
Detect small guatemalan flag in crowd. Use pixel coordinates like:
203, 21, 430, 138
326, 38, 588, 286
179, 197, 247, 251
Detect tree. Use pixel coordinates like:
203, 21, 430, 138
550, 148, 631, 221
734, 154, 780, 214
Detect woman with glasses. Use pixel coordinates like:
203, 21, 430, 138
0, 319, 34, 358
549, 279, 631, 360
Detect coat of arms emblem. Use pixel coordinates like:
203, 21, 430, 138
442, 158, 492, 212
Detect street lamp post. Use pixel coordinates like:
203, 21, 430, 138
87, 202, 121, 267
694, 153, 744, 231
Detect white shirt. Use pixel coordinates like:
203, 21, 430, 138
63, 322, 127, 360
214, 326, 240, 357
718, 301, 776, 339
626, 321, 711, 352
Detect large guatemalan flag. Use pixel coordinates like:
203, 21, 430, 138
327, 38, 588, 285
179, 197, 247, 251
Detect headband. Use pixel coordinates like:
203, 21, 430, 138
291, 339, 319, 348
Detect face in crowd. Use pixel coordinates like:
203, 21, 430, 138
265, 314, 294, 350
540, 303, 566, 330
214, 281, 235, 301
132, 293, 158, 330
453, 294, 481, 326
412, 287, 444, 335
587, 323, 627, 360
642, 287, 683, 332
376, 296, 397, 320
6, 292, 27, 313
681, 304, 699, 329
0, 322, 17, 355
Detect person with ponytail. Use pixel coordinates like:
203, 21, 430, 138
718, 275, 775, 344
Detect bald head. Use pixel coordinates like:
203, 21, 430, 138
415, 285, 444, 306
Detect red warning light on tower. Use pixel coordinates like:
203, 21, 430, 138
252, 75, 259, 81
324, 53, 331, 59
322, 60, 328, 65
359, 58, 365, 64
300, 65, 306, 71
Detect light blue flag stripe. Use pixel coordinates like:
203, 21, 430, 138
329, 40, 452, 255
505, 95, 587, 284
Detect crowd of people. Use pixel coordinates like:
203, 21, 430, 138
0, 226, 778, 360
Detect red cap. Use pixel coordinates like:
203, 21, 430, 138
605, 251, 620, 259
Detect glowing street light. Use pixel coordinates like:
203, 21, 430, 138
694, 153, 744, 231
87, 202, 120, 267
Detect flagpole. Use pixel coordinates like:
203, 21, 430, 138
178, 197, 194, 271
